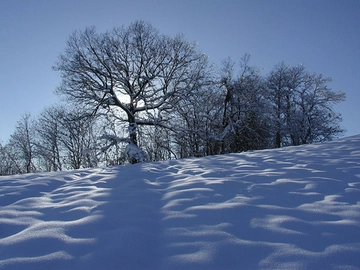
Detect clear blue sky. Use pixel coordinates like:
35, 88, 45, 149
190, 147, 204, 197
1, 0, 359, 142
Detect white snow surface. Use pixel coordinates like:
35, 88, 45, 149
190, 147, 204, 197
1, 135, 360, 270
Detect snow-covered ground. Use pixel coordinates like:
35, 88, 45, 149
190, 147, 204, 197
1, 135, 360, 270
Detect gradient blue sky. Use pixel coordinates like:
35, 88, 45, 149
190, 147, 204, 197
1, 0, 359, 142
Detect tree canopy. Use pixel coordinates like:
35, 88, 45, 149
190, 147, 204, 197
53, 21, 209, 163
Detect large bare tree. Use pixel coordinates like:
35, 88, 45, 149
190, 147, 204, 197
54, 21, 209, 163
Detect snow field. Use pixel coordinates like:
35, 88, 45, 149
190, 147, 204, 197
1, 135, 360, 269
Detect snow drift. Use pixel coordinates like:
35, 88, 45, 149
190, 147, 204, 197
1, 135, 360, 269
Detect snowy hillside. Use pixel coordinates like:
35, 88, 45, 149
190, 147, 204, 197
1, 135, 360, 270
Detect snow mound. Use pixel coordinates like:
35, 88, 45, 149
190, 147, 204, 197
1, 135, 360, 269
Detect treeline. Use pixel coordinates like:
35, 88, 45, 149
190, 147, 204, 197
0, 21, 345, 175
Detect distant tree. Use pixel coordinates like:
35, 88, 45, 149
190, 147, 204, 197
171, 83, 222, 158
35, 105, 64, 171
0, 142, 22, 175
8, 114, 37, 173
54, 21, 209, 163
292, 71, 345, 144
266, 62, 292, 148
219, 55, 271, 153
266, 63, 345, 147
141, 124, 176, 161
58, 108, 98, 170
35, 105, 99, 171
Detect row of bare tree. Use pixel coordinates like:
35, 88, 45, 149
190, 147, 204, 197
0, 21, 345, 175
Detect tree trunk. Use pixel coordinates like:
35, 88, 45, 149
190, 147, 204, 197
275, 131, 281, 148
128, 121, 138, 146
